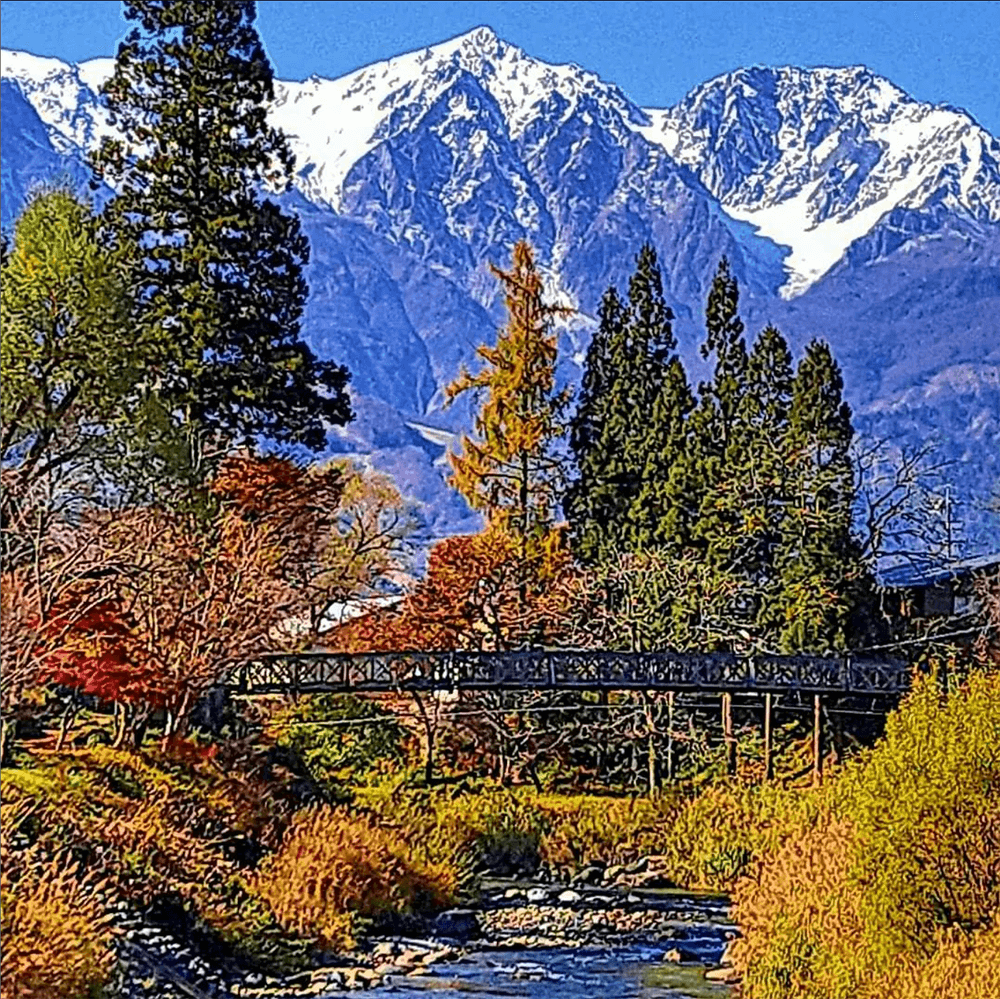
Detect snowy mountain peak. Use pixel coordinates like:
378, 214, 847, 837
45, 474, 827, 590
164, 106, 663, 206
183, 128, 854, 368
644, 63, 1000, 295
269, 28, 640, 209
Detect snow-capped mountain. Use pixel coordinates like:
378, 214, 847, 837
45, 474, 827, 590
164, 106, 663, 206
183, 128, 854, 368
2, 29, 998, 546
646, 65, 1000, 295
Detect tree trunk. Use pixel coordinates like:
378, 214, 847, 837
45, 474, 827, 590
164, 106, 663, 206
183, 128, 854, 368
112, 702, 129, 749
0, 716, 14, 765
56, 698, 78, 752
412, 691, 436, 785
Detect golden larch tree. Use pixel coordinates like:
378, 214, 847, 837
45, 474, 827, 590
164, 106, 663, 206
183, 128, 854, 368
446, 241, 568, 555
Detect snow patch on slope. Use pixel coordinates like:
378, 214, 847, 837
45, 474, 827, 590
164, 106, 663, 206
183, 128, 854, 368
645, 65, 1000, 296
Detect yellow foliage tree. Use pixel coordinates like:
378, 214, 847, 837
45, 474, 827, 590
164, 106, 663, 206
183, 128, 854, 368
446, 241, 568, 555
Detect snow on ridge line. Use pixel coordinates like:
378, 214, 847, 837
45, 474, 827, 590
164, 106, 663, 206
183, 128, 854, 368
3, 40, 996, 296
635, 62, 1000, 296
270, 24, 640, 208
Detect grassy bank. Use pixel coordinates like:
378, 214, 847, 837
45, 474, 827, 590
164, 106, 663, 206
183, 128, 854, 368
3, 668, 997, 997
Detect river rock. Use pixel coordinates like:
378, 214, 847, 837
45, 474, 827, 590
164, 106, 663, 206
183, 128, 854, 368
705, 965, 741, 984
571, 863, 606, 886
662, 947, 699, 964
435, 908, 481, 941
557, 889, 583, 904
525, 887, 549, 903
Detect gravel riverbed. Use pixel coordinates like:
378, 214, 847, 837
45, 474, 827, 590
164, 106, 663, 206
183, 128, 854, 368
113, 882, 738, 998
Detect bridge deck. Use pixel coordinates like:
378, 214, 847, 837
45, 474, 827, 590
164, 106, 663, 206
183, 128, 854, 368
227, 649, 908, 697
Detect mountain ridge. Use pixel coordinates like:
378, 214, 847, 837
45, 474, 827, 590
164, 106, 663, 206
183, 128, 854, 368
2, 31, 997, 548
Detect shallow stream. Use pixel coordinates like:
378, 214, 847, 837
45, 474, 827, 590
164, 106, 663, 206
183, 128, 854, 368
366, 942, 732, 998
347, 885, 735, 999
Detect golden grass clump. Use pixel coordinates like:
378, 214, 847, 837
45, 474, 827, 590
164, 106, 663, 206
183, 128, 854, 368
0, 855, 117, 999
254, 805, 458, 951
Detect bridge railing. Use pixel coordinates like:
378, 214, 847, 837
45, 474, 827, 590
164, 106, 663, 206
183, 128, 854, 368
227, 649, 909, 697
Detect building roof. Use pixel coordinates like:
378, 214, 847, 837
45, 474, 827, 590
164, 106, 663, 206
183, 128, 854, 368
878, 551, 1000, 589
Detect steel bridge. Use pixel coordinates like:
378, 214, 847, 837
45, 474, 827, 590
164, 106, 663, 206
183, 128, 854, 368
224, 648, 908, 783
226, 648, 908, 698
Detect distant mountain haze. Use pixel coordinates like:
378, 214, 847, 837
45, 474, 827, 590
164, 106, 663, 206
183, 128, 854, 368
3, 28, 997, 547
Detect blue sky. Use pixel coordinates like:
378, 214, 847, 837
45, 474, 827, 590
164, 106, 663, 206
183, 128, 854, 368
2, 1, 998, 133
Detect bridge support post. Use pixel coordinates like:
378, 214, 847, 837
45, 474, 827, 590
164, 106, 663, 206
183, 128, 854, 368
666, 690, 675, 782
764, 692, 773, 781
722, 692, 736, 776
643, 691, 659, 797
813, 693, 824, 784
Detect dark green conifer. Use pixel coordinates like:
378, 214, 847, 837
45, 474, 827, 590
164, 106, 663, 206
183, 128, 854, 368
565, 286, 627, 563
567, 244, 692, 561
768, 339, 859, 651
93, 0, 351, 475
725, 325, 795, 640
701, 257, 749, 449
690, 258, 749, 568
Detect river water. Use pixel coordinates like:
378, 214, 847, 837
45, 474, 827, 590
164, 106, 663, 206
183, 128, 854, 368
371, 943, 732, 998
350, 887, 734, 999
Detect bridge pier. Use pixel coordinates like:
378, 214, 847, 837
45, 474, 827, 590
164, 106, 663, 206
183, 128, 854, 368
764, 692, 774, 781
722, 693, 736, 776
813, 694, 824, 784
666, 691, 676, 782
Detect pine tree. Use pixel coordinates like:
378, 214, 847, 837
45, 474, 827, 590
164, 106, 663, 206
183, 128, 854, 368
725, 324, 795, 640
701, 256, 749, 449
446, 240, 566, 551
690, 258, 750, 576
566, 244, 692, 561
92, 0, 351, 475
565, 285, 628, 562
769, 339, 859, 651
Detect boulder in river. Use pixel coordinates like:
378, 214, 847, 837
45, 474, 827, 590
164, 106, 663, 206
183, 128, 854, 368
571, 863, 606, 886
662, 947, 699, 964
435, 909, 482, 941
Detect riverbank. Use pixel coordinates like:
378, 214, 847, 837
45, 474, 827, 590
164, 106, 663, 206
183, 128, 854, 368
111, 883, 737, 998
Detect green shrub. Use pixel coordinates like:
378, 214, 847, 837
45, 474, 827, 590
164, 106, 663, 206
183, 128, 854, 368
265, 694, 407, 795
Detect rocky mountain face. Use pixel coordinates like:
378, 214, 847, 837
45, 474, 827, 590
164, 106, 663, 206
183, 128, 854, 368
2, 29, 997, 549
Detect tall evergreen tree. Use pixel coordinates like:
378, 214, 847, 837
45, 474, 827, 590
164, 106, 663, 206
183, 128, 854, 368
690, 258, 750, 568
566, 244, 692, 561
93, 0, 351, 477
565, 286, 628, 563
724, 324, 795, 641
701, 256, 749, 450
768, 339, 859, 651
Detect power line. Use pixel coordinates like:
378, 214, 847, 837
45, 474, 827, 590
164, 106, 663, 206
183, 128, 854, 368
263, 699, 674, 730
851, 624, 990, 654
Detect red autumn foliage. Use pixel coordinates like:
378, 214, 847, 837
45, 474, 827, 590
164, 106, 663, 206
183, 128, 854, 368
330, 524, 590, 653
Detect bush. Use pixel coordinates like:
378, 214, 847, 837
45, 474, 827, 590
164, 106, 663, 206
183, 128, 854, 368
254, 806, 458, 951
1, 853, 117, 999
265, 694, 407, 795
732, 668, 1000, 998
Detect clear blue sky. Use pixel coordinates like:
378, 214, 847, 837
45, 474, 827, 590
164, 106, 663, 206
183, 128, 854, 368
2, 1, 998, 133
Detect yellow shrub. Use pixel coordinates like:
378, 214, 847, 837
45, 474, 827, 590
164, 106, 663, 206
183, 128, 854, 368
865, 922, 1000, 999
733, 668, 1000, 998
732, 818, 866, 999
254, 806, 458, 951
0, 859, 117, 999
532, 791, 682, 872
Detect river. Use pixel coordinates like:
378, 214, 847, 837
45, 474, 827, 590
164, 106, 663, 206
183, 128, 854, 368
364, 943, 732, 998
339, 885, 736, 999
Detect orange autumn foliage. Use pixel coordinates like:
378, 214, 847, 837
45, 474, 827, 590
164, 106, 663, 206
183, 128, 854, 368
330, 524, 589, 653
